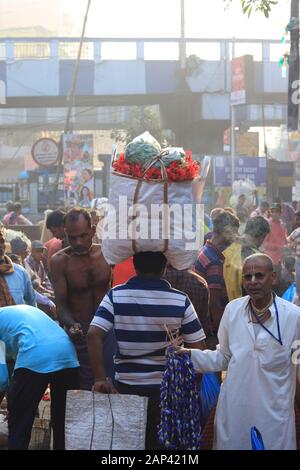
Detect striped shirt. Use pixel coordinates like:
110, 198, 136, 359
91, 276, 205, 388
288, 227, 300, 260
194, 240, 228, 309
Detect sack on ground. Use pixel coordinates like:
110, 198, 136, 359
65, 390, 148, 450
28, 406, 51, 450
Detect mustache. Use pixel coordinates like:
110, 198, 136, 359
72, 246, 90, 255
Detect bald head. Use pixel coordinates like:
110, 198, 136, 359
242, 253, 276, 303
243, 253, 274, 272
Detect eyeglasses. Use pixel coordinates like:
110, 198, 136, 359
243, 272, 266, 281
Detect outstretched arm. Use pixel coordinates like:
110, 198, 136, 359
50, 254, 82, 337
179, 307, 231, 372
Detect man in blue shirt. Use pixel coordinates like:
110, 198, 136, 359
0, 229, 36, 307
0, 305, 79, 450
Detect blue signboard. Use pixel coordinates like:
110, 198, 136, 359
213, 156, 267, 187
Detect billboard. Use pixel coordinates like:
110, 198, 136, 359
214, 156, 267, 187
231, 55, 253, 105
63, 133, 94, 208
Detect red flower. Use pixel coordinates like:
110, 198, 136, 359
112, 153, 200, 181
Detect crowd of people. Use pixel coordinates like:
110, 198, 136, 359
0, 193, 300, 450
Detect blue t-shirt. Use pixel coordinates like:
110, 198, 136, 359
5, 263, 36, 306
0, 305, 79, 388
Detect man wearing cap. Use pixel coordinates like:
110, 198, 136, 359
25, 240, 53, 295
0, 229, 36, 308
9, 237, 29, 264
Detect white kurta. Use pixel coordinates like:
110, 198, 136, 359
191, 295, 300, 450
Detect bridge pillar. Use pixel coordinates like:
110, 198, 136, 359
50, 40, 59, 61
94, 41, 102, 63
5, 40, 14, 61
224, 40, 231, 93
262, 41, 270, 62
28, 172, 38, 217
136, 42, 144, 61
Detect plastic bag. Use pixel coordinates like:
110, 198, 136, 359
251, 426, 265, 450
282, 282, 296, 303
0, 344, 9, 393
65, 391, 148, 450
28, 405, 51, 450
200, 372, 220, 426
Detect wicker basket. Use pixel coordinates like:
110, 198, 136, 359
28, 406, 51, 450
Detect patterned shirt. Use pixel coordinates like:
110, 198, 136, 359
91, 276, 205, 389
194, 240, 228, 310
163, 266, 212, 336
25, 254, 53, 291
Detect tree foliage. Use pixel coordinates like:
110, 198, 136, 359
110, 106, 164, 145
225, 0, 278, 18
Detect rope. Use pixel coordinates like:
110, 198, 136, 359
89, 391, 115, 450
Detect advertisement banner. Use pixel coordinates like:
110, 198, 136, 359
214, 156, 267, 187
63, 133, 94, 208
231, 55, 253, 105
231, 56, 246, 105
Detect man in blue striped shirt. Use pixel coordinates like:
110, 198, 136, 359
87, 251, 206, 449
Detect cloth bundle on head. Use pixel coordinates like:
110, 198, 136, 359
4, 229, 31, 248
91, 198, 108, 241
91, 197, 108, 214
10, 237, 29, 255
102, 132, 205, 270
40, 209, 53, 244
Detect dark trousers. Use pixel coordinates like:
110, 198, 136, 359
115, 381, 163, 450
7, 367, 79, 450
73, 325, 116, 390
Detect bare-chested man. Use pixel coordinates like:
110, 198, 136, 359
51, 208, 113, 390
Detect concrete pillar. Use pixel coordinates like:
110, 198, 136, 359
29, 178, 38, 216
5, 40, 14, 61
94, 41, 102, 63
50, 40, 59, 61
136, 41, 144, 60
220, 40, 227, 92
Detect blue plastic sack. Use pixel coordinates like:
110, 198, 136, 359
0, 364, 9, 393
251, 427, 265, 450
282, 282, 296, 303
200, 372, 220, 426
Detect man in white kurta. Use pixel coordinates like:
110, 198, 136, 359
189, 255, 300, 450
